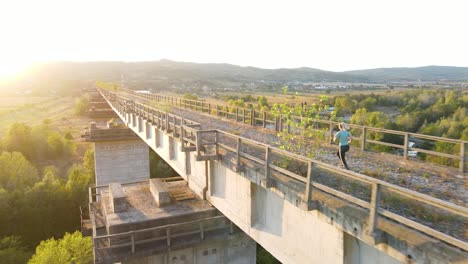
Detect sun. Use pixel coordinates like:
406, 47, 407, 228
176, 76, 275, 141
0, 59, 32, 81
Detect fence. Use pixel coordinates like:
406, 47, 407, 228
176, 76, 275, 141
118, 88, 467, 172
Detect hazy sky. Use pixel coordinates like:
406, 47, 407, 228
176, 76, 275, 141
1, 0, 467, 79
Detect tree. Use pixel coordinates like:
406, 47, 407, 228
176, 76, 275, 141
0, 236, 31, 264
281, 86, 288, 95
66, 165, 93, 213
28, 231, 92, 264
82, 148, 95, 178
3, 123, 33, 159
258, 96, 269, 108
183, 93, 198, 100
74, 94, 90, 115
0, 152, 39, 190
334, 96, 356, 116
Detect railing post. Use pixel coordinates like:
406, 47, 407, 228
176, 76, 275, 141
263, 112, 266, 128
216, 105, 219, 116
302, 161, 313, 210
279, 115, 283, 132
196, 130, 201, 158
403, 133, 409, 159
131, 232, 135, 254
361, 126, 367, 151
208, 104, 211, 115
367, 182, 380, 236
200, 222, 205, 240
251, 110, 255, 126
165, 113, 169, 132
243, 109, 246, 124
236, 138, 241, 172
236, 108, 239, 122
166, 228, 171, 247
460, 141, 466, 172
264, 146, 271, 188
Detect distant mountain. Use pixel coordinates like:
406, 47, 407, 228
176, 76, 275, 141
4, 61, 468, 93
344, 66, 468, 82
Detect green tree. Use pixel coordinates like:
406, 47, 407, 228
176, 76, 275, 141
3, 123, 33, 159
258, 96, 269, 108
281, 86, 288, 95
0, 236, 31, 264
83, 147, 95, 178
0, 152, 39, 190
74, 94, 90, 115
66, 165, 93, 213
28, 231, 92, 264
334, 96, 356, 116
183, 93, 198, 100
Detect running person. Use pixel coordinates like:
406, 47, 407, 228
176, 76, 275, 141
334, 122, 353, 170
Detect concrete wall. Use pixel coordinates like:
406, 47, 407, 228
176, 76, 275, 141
124, 234, 256, 264
209, 161, 346, 264
94, 140, 150, 185
344, 233, 400, 264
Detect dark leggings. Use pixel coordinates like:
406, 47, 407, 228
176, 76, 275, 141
337, 145, 350, 168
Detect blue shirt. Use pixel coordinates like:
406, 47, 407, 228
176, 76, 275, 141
335, 131, 351, 146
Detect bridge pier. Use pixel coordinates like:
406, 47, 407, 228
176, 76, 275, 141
94, 139, 150, 185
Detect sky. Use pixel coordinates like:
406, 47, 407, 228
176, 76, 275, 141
0, 0, 467, 79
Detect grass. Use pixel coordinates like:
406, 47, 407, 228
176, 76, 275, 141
0, 95, 94, 176
0, 96, 90, 138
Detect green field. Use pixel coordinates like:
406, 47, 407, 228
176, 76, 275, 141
0, 96, 92, 139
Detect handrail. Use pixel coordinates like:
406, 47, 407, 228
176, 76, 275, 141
97, 88, 468, 251
118, 88, 467, 172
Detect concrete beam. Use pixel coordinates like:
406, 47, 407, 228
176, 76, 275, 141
150, 179, 171, 206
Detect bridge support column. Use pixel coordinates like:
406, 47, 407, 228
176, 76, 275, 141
94, 139, 150, 185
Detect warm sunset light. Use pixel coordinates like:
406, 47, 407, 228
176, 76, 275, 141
0, 0, 467, 81
0, 0, 466, 263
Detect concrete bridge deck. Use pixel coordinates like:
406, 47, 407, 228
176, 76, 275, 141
90, 88, 467, 263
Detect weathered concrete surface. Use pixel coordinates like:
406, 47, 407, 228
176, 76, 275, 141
94, 140, 150, 185
344, 233, 400, 264
109, 183, 127, 213
123, 234, 256, 264
149, 179, 171, 206
95, 180, 256, 264
209, 161, 346, 264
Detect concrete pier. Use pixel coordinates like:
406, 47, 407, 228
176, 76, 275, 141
83, 122, 150, 186
94, 139, 150, 185
89, 179, 256, 264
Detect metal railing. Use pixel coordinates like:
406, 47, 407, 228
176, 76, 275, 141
97, 88, 468, 251
118, 88, 467, 172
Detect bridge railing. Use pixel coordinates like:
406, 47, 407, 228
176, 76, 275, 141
197, 129, 468, 251
98, 88, 468, 251
118, 88, 467, 172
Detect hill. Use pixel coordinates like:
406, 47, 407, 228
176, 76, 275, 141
344, 66, 468, 82
2, 61, 467, 94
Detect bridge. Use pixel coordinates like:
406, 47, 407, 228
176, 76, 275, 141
83, 88, 467, 264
